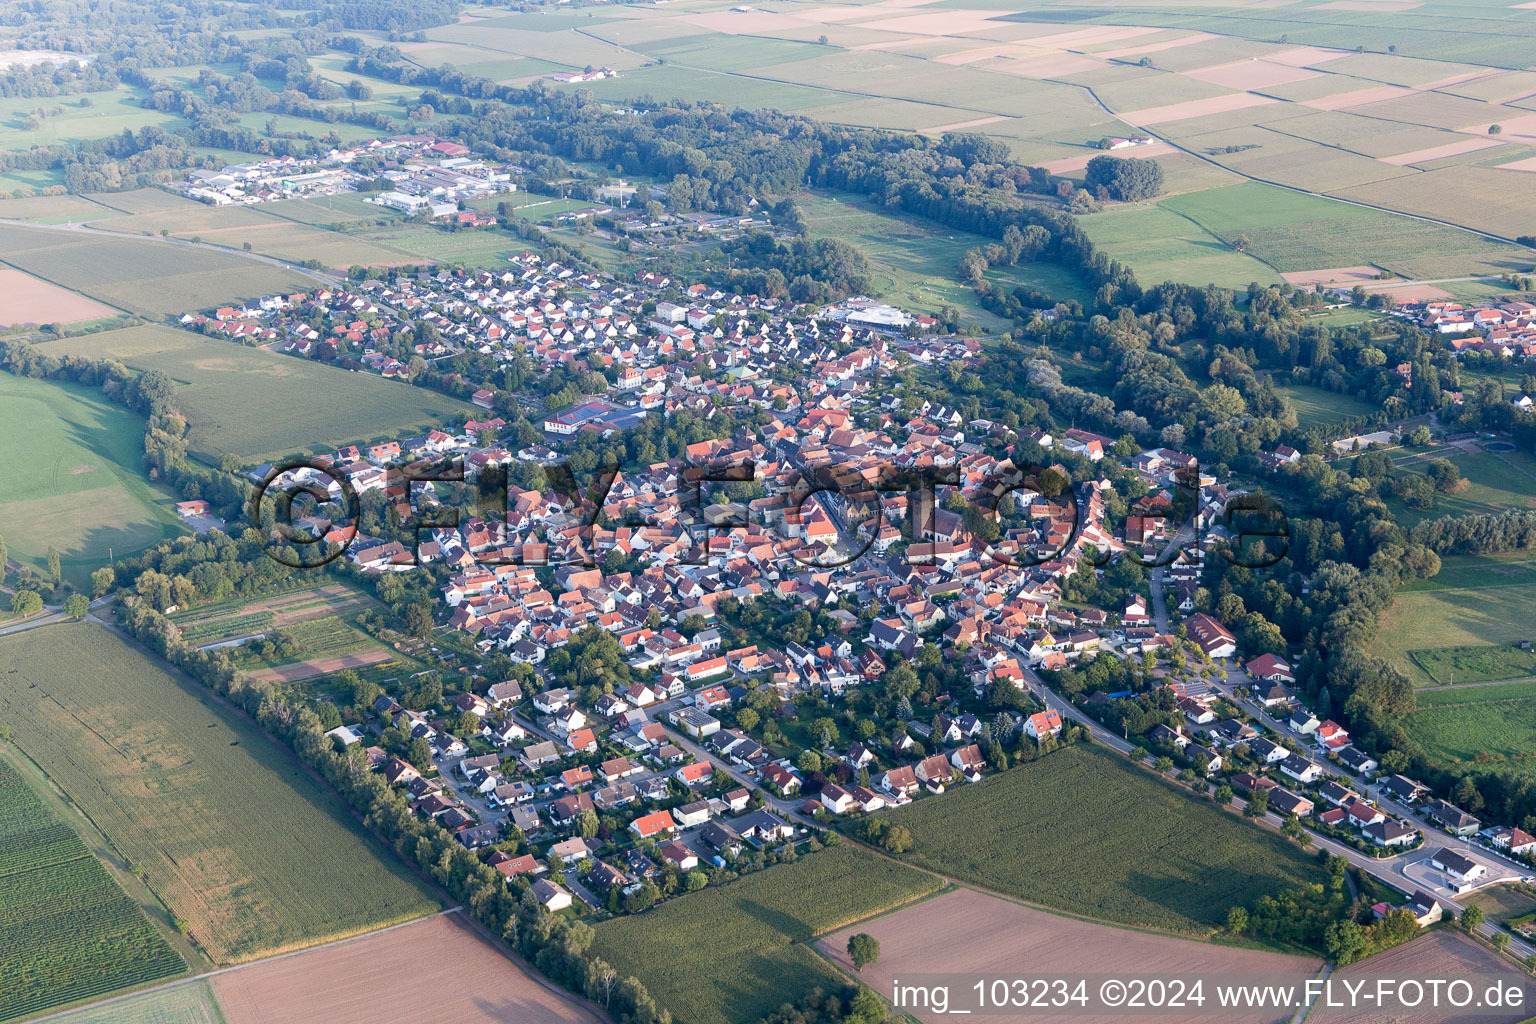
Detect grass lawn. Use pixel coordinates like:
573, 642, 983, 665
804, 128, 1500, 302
1465, 884, 1536, 926
0, 371, 184, 588
1373, 553, 1536, 686
0, 755, 185, 1021
590, 843, 941, 1024
1080, 202, 1277, 290
0, 623, 439, 965
878, 744, 1321, 935
1274, 384, 1376, 430
38, 324, 474, 462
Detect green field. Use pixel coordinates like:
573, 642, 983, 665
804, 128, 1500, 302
1274, 384, 1376, 430
1409, 645, 1536, 687
0, 372, 183, 586
42, 980, 225, 1024
0, 756, 185, 1022
1081, 202, 1277, 290
39, 324, 474, 461
591, 843, 942, 1024
1402, 698, 1536, 781
0, 222, 315, 317
799, 191, 1091, 326
1418, 680, 1536, 708
1379, 447, 1536, 528
0, 624, 438, 965
1373, 553, 1536, 686
878, 744, 1321, 935
1159, 183, 1518, 276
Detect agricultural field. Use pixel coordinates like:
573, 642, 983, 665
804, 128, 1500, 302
1373, 551, 1536, 687
237, 614, 401, 685
0, 222, 314, 317
1158, 183, 1516, 276
1378, 447, 1536, 528
38, 324, 474, 462
0, 623, 439, 965
210, 912, 596, 1024
817, 888, 1320, 1024
1080, 202, 1276, 289
1309, 930, 1528, 1024
171, 583, 377, 648
0, 756, 185, 1022
1274, 383, 1377, 430
0, 267, 115, 326
590, 843, 943, 1024
0, 371, 183, 587
43, 981, 226, 1024
1418, 680, 1536, 708
878, 744, 1321, 935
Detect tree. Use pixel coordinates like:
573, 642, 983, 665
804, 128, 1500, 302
797, 750, 822, 774
1324, 919, 1368, 965
406, 735, 433, 769
576, 808, 600, 839
848, 933, 881, 971
1408, 425, 1432, 447
1084, 155, 1164, 202
403, 601, 435, 638
46, 546, 60, 585
1490, 124, 1503, 135
1461, 905, 1485, 932
10, 590, 42, 616
63, 593, 90, 619
736, 707, 760, 731
0, 533, 6, 588
1226, 906, 1248, 934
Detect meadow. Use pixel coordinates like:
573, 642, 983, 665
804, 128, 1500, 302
1373, 552, 1536, 686
1379, 447, 1536, 528
1401, 697, 1536, 782
1274, 383, 1376, 430
1408, 645, 1536, 687
798, 191, 1090, 326
0, 222, 314, 317
590, 843, 942, 1024
39, 324, 474, 462
0, 624, 439, 965
0, 371, 182, 587
0, 756, 185, 1022
878, 744, 1321, 934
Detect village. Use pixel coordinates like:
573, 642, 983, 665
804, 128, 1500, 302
176, 240, 1536, 933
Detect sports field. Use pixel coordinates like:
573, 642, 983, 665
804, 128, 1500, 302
0, 624, 439, 965
38, 324, 474, 461
878, 744, 1321, 934
591, 843, 942, 1024
0, 371, 182, 586
0, 755, 185, 1022
1372, 552, 1536, 686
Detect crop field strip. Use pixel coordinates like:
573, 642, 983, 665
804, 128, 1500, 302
0, 624, 439, 965
0, 757, 185, 1022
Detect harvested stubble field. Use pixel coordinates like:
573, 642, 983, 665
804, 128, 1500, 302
211, 912, 596, 1024
0, 624, 439, 965
1308, 930, 1532, 1023
0, 757, 185, 1022
818, 888, 1321, 1024
0, 222, 314, 317
39, 324, 474, 461
0, 267, 115, 325
878, 744, 1321, 934
591, 843, 943, 1024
